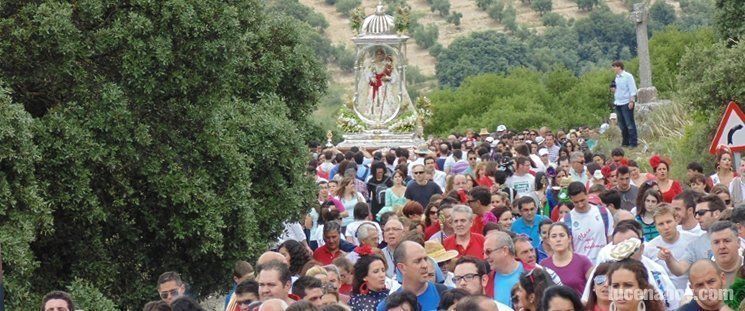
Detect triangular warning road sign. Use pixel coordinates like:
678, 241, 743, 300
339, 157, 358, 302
710, 101, 745, 154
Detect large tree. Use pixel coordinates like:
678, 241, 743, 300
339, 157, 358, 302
0, 0, 325, 308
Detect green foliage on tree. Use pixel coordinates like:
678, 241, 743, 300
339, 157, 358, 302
426, 67, 612, 134
628, 27, 715, 97
0, 84, 52, 307
502, 6, 519, 31
476, 0, 495, 10
67, 279, 118, 310
531, 0, 553, 16
0, 0, 324, 308
541, 12, 567, 26
267, 0, 330, 30
447, 11, 463, 26
574, 7, 636, 62
576, 0, 600, 11
678, 41, 745, 112
336, 0, 362, 16
649, 0, 677, 32
413, 23, 440, 49
676, 0, 715, 30
333, 45, 357, 73
488, 1, 506, 21
429, 0, 452, 16
435, 31, 530, 87
714, 0, 745, 44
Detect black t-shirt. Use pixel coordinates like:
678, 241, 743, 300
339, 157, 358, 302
404, 181, 442, 208
676, 299, 712, 311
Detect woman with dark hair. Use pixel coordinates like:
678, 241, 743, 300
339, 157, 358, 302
607, 259, 665, 311
368, 161, 393, 216
336, 176, 365, 227
279, 240, 312, 277
382, 290, 420, 311
711, 145, 736, 188
541, 285, 584, 311
649, 155, 682, 203
515, 268, 555, 311
635, 189, 662, 241
491, 205, 513, 232
349, 254, 389, 310
585, 262, 611, 311
539, 223, 592, 295
437, 288, 469, 311
423, 201, 440, 230
143, 300, 171, 311
171, 297, 206, 311
378, 170, 407, 221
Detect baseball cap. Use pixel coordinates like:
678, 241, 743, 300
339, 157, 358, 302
538, 148, 549, 156
496, 125, 507, 132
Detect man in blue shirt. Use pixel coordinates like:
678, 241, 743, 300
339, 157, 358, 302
511, 196, 549, 248
376, 241, 449, 311
484, 231, 524, 307
612, 60, 638, 148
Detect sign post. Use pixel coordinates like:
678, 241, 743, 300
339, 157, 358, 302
710, 101, 745, 168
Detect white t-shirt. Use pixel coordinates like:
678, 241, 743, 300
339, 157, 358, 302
277, 222, 306, 245
506, 173, 535, 196
676, 224, 705, 237
529, 154, 546, 173
643, 231, 697, 290
344, 220, 382, 245
567, 205, 614, 263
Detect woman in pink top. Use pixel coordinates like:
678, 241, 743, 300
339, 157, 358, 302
539, 222, 592, 295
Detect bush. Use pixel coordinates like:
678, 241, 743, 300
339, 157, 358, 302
576, 0, 599, 11
476, 0, 494, 10
541, 12, 566, 26
649, 0, 676, 32
67, 279, 118, 310
325, 0, 336, 4
335, 0, 361, 16
502, 6, 518, 31
447, 11, 463, 26
333, 45, 356, 73
429, 43, 444, 57
267, 0, 330, 30
431, 0, 451, 16
487, 1, 505, 21
531, 0, 553, 15
412, 23, 439, 49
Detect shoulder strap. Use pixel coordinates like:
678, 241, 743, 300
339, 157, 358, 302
564, 211, 573, 236
599, 206, 610, 239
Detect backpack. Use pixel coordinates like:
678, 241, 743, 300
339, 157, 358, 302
563, 204, 610, 240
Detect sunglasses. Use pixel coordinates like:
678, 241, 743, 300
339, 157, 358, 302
429, 210, 438, 215
413, 171, 425, 175
694, 209, 711, 217
593, 275, 607, 286
159, 289, 180, 300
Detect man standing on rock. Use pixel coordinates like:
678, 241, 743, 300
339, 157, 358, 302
612, 60, 638, 148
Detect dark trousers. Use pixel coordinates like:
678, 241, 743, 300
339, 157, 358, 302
615, 103, 637, 147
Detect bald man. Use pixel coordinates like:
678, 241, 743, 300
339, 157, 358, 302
258, 298, 289, 311
678, 260, 728, 311
257, 251, 287, 266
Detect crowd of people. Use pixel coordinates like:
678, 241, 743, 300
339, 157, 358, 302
38, 120, 745, 311
41, 123, 745, 311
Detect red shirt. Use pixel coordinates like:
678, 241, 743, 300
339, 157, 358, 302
470, 214, 485, 235
443, 233, 485, 259
425, 222, 441, 240
313, 245, 342, 265
661, 180, 683, 203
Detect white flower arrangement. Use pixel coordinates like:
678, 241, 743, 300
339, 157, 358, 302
337, 105, 366, 133
388, 112, 417, 132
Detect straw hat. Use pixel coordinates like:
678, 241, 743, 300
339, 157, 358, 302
424, 241, 459, 263
479, 128, 490, 136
